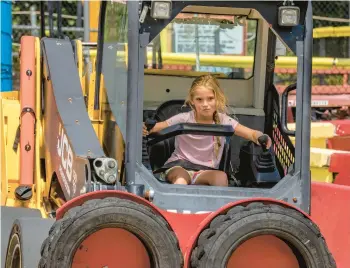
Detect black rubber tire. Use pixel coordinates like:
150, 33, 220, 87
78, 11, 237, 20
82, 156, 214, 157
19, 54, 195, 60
191, 202, 336, 268
1, 206, 42, 268
4, 217, 54, 268
39, 197, 183, 268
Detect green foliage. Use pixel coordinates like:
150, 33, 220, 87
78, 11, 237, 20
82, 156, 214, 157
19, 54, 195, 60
246, 20, 257, 56
104, 2, 128, 43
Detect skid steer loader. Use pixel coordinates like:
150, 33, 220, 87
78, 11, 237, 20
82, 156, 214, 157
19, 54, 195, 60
1, 0, 350, 267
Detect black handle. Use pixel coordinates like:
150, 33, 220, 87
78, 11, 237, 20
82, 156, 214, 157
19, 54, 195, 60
147, 123, 234, 146
258, 134, 269, 151
145, 118, 157, 131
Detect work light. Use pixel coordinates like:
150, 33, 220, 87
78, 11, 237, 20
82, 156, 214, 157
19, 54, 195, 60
151, 0, 172, 19
278, 6, 300, 26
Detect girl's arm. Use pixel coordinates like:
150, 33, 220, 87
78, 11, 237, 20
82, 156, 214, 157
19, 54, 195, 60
143, 121, 169, 136
143, 112, 189, 136
234, 124, 272, 148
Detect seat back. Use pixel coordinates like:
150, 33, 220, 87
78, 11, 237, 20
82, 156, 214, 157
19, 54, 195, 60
148, 100, 190, 171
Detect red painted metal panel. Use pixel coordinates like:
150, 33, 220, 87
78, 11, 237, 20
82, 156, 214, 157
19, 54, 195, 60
310, 182, 350, 267
55, 191, 165, 220
19, 36, 36, 186
161, 211, 208, 256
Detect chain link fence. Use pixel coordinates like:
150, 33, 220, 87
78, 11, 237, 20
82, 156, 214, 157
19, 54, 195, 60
11, 1, 88, 89
273, 1, 350, 120
10, 1, 350, 119
313, 1, 350, 58
314, 1, 350, 120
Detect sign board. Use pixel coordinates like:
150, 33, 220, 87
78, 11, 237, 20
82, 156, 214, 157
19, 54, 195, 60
173, 23, 244, 55
288, 99, 329, 107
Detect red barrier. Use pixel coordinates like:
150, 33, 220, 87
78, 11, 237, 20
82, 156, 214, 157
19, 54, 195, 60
311, 182, 350, 268
328, 120, 350, 151
329, 153, 350, 186
327, 121, 350, 185
330, 120, 350, 136
327, 136, 350, 151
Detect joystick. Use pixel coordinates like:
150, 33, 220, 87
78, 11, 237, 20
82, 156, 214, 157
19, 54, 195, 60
252, 134, 280, 184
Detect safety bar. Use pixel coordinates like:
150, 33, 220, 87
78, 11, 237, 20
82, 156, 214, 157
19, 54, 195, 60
147, 123, 234, 146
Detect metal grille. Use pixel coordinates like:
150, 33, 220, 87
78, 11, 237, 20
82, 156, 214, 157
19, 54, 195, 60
271, 88, 295, 176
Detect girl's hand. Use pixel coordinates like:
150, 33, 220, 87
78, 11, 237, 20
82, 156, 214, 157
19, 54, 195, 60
257, 134, 272, 149
142, 123, 149, 137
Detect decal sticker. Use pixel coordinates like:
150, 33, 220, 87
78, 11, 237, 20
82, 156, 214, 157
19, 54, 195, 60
57, 124, 76, 196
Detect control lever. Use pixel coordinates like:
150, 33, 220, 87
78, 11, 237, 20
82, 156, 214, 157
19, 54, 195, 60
250, 134, 281, 184
256, 134, 275, 172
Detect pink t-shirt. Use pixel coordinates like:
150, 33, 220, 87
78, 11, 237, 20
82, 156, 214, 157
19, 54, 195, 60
164, 110, 239, 169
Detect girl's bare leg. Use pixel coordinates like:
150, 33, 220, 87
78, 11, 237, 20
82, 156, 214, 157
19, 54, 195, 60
193, 170, 228, 186
166, 167, 191, 185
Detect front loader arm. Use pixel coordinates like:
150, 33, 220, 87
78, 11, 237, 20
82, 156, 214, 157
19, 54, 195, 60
41, 38, 119, 201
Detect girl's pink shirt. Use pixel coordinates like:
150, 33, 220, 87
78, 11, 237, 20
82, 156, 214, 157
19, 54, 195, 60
164, 110, 239, 169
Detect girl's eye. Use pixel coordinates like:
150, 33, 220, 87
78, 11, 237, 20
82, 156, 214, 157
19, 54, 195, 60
196, 98, 202, 101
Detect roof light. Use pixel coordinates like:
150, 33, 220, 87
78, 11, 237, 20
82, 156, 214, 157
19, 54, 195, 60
151, 0, 172, 19
278, 6, 300, 27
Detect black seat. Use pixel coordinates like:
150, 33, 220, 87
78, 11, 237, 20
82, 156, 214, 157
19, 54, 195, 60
146, 100, 232, 176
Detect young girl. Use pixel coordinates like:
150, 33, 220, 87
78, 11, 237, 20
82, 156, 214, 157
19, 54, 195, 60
143, 74, 272, 186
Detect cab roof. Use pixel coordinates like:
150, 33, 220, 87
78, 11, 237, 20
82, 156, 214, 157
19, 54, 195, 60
141, 0, 308, 53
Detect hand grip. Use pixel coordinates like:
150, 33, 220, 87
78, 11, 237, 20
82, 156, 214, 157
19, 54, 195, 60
258, 134, 269, 151
145, 118, 157, 131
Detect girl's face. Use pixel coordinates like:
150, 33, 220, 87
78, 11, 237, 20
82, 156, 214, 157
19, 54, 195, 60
191, 86, 216, 118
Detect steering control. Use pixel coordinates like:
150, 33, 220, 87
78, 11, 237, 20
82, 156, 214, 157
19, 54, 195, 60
252, 135, 281, 184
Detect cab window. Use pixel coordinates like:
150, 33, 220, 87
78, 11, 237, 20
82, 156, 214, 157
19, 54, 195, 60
146, 13, 258, 79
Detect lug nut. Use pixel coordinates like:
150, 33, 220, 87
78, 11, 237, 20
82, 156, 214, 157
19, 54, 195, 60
99, 170, 105, 176
108, 160, 116, 168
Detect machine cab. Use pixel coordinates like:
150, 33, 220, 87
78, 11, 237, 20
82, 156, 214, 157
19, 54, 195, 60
97, 0, 312, 214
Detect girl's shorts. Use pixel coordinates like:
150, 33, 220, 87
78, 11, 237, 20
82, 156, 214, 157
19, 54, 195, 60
161, 166, 204, 184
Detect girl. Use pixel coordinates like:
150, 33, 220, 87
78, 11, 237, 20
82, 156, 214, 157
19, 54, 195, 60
143, 74, 272, 186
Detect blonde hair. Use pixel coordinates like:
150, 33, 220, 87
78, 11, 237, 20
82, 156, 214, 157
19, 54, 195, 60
185, 74, 228, 159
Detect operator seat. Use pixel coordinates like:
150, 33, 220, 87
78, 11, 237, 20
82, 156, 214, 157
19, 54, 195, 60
146, 100, 232, 178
